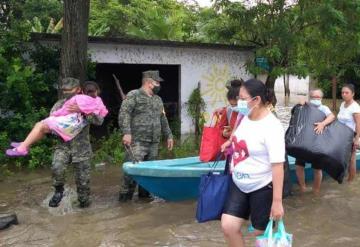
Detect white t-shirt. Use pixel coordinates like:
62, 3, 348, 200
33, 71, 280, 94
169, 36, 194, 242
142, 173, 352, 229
230, 113, 285, 193
337, 101, 360, 132
317, 104, 332, 117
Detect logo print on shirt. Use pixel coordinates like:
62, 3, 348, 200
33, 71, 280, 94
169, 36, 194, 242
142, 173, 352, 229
231, 136, 249, 166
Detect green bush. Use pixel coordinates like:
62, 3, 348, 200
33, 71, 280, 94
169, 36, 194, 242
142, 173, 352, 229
92, 130, 200, 166
0, 55, 54, 168
0, 25, 99, 170
92, 130, 125, 165
168, 115, 181, 139
158, 135, 200, 160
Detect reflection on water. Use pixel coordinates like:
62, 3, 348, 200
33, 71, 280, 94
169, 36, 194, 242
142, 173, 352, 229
2, 93, 360, 247
1, 165, 360, 247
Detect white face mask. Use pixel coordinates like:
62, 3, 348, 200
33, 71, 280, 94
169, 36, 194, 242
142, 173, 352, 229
230, 105, 240, 112
310, 99, 322, 107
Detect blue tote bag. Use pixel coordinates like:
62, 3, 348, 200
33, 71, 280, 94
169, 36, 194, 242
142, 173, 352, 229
196, 155, 231, 223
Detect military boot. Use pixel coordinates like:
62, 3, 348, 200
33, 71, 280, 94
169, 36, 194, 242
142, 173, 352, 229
49, 185, 64, 207
118, 191, 133, 202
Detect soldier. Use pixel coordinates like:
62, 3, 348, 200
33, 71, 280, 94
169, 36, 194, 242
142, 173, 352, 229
48, 78, 105, 208
118, 70, 173, 202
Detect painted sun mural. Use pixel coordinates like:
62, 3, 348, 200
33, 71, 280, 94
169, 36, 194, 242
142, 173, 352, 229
201, 65, 231, 108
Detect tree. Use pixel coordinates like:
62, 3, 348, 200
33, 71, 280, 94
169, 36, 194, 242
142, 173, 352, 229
89, 0, 198, 40
200, 0, 309, 105
299, 0, 360, 110
59, 0, 90, 87
27, 17, 63, 33
22, 0, 63, 28
0, 1, 59, 168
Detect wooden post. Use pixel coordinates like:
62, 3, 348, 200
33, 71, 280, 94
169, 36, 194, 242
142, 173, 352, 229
112, 74, 126, 100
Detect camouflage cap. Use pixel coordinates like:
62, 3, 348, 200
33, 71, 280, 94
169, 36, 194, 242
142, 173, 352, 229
61, 77, 80, 90
142, 70, 164, 82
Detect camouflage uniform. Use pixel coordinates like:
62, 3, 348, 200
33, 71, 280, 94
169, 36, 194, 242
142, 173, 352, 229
118, 72, 173, 197
50, 78, 104, 206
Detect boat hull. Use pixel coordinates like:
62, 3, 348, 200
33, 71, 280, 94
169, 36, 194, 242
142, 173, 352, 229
123, 153, 360, 201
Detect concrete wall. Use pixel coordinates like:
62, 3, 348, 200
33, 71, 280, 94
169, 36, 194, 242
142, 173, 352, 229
274, 75, 309, 95
88, 43, 253, 134
257, 74, 310, 96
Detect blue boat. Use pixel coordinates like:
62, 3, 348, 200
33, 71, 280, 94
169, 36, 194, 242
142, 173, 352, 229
123, 152, 360, 201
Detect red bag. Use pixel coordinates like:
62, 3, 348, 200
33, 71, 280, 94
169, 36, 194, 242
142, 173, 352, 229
199, 113, 226, 162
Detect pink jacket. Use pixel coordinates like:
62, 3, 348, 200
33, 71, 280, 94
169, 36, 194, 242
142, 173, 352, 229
51, 95, 108, 118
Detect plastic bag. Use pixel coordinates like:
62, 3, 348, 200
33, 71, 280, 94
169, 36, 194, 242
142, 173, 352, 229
199, 113, 226, 162
285, 104, 353, 183
255, 219, 293, 247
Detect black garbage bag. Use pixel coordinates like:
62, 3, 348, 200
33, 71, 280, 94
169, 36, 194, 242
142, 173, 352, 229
285, 104, 353, 183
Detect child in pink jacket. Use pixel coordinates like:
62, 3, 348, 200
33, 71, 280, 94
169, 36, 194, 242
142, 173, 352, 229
6, 81, 108, 157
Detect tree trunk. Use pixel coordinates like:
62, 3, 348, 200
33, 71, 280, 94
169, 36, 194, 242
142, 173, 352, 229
284, 74, 290, 97
265, 75, 277, 106
331, 75, 337, 111
59, 0, 90, 91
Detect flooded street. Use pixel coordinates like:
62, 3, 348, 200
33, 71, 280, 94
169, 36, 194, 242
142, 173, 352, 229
1, 93, 360, 246
1, 165, 360, 247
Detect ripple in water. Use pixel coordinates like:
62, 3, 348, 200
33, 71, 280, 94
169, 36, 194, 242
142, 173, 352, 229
41, 186, 78, 216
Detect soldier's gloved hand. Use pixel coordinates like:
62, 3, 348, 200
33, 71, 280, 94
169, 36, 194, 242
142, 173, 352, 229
123, 134, 132, 146
167, 138, 174, 151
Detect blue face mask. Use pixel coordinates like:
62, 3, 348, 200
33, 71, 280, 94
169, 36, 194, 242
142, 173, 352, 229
237, 99, 252, 116
310, 99, 322, 107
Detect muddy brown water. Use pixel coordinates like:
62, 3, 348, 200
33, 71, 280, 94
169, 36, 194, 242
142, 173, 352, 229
1, 166, 360, 247
1, 94, 360, 246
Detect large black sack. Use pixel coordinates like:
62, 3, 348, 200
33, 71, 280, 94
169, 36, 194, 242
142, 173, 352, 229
285, 104, 353, 183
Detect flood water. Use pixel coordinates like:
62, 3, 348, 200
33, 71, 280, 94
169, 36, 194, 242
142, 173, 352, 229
1, 93, 360, 247
1, 166, 360, 247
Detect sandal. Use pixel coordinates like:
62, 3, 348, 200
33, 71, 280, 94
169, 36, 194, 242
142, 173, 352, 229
6, 148, 28, 157
10, 142, 22, 148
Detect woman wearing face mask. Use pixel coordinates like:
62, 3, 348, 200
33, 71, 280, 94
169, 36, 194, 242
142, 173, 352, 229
217, 79, 243, 139
296, 88, 336, 194
337, 83, 360, 182
220, 79, 285, 247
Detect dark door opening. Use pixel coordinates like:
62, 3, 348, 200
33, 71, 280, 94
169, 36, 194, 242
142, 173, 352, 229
92, 63, 180, 138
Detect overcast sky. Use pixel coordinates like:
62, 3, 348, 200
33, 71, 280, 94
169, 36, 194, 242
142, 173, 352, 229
194, 0, 245, 7
196, 0, 212, 7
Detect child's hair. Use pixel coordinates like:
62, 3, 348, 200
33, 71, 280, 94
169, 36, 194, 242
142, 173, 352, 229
83, 81, 100, 97
226, 79, 243, 101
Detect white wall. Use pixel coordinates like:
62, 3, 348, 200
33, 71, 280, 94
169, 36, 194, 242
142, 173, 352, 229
257, 74, 310, 96
88, 43, 253, 134
274, 75, 309, 95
